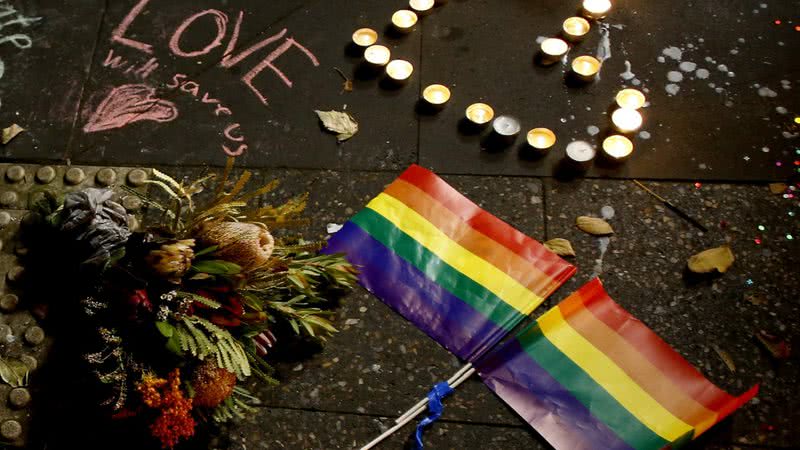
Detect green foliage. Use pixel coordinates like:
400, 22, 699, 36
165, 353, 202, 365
176, 291, 221, 309
210, 386, 260, 423
191, 260, 242, 275
172, 317, 251, 379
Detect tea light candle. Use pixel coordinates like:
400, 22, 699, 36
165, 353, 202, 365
386, 60, 414, 82
364, 45, 391, 66
602, 135, 634, 161
615, 88, 646, 109
352, 28, 378, 48
540, 38, 569, 65
582, 0, 612, 20
465, 103, 495, 125
492, 116, 521, 138
392, 10, 418, 33
423, 84, 451, 106
571, 55, 602, 81
409, 0, 435, 14
527, 128, 557, 152
565, 140, 596, 169
611, 107, 643, 133
563, 17, 591, 41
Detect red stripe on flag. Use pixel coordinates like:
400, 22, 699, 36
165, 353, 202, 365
399, 165, 575, 286
578, 279, 750, 416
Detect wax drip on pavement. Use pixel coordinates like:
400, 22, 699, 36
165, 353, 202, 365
592, 206, 615, 277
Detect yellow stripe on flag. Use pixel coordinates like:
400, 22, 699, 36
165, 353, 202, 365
367, 193, 543, 315
538, 307, 695, 443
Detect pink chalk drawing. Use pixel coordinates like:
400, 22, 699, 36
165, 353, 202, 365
83, 84, 178, 133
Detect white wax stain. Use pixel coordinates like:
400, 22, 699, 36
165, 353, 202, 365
536, 36, 547, 44
695, 68, 710, 79
639, 131, 651, 140
601, 206, 615, 220
679, 61, 697, 72
592, 206, 615, 277
730, 49, 739, 55
738, 37, 746, 43
783, 131, 799, 139
717, 64, 728, 72
326, 223, 343, 234
632, 78, 642, 86
666, 84, 681, 95
620, 60, 635, 80
587, 125, 600, 136
662, 46, 682, 61
657, 56, 666, 63
780, 80, 791, 90
762, 146, 770, 153
596, 23, 612, 63
667, 71, 684, 83
776, 106, 788, 114
758, 87, 778, 97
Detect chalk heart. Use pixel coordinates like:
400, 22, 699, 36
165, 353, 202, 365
83, 84, 178, 133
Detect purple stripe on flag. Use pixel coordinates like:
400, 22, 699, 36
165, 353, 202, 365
475, 339, 633, 450
324, 222, 508, 362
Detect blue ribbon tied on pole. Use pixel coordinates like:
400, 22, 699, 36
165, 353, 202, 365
413, 381, 455, 449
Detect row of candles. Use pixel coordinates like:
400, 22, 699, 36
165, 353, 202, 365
351, 0, 643, 164
538, 0, 613, 80
351, 0, 449, 83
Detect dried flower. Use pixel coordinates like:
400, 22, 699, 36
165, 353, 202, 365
190, 359, 237, 408
59, 188, 130, 269
137, 369, 195, 448
146, 240, 195, 283
125, 289, 153, 320
197, 222, 274, 270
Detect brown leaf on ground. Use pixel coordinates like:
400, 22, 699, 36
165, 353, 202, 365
1, 124, 24, 144
755, 330, 791, 360
687, 245, 734, 273
712, 344, 736, 372
315, 110, 358, 143
576, 216, 614, 236
544, 238, 576, 257
768, 183, 787, 194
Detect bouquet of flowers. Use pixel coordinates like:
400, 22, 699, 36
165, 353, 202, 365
24, 165, 356, 448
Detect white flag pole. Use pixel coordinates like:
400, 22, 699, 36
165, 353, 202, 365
395, 363, 473, 424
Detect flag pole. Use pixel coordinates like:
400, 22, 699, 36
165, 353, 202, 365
360, 367, 477, 450
395, 363, 473, 424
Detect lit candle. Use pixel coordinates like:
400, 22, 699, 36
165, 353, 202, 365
423, 84, 451, 107
562, 17, 591, 42
582, 0, 612, 20
409, 0, 435, 14
539, 38, 569, 65
611, 107, 643, 133
352, 28, 378, 48
602, 135, 634, 161
615, 88, 646, 109
565, 140, 596, 169
386, 60, 414, 82
492, 116, 521, 141
364, 45, 391, 66
571, 55, 602, 81
465, 103, 495, 126
527, 128, 557, 153
392, 10, 419, 33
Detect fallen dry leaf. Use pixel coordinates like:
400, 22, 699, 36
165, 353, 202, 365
712, 344, 736, 372
768, 183, 787, 194
576, 216, 614, 236
1, 124, 24, 144
687, 245, 734, 273
315, 110, 358, 142
744, 292, 768, 306
544, 238, 576, 257
755, 330, 791, 360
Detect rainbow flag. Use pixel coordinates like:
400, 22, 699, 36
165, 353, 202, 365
475, 278, 759, 450
324, 165, 576, 361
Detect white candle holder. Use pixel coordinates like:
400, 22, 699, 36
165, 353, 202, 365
527, 128, 557, 154
386, 60, 414, 84
582, 0, 612, 20
392, 10, 418, 33
571, 55, 602, 82
615, 89, 646, 110
409, 0, 434, 15
465, 103, 495, 126
565, 140, 596, 170
364, 45, 391, 67
352, 28, 378, 48
562, 17, 591, 42
539, 38, 569, 65
602, 135, 634, 162
422, 84, 451, 109
611, 107, 643, 133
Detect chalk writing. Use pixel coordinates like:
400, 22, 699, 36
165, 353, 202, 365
102, 49, 159, 79
83, 84, 178, 133
112, 0, 320, 105
0, 0, 42, 113
166, 73, 248, 156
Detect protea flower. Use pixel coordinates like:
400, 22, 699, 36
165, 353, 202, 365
196, 222, 274, 271
190, 359, 236, 408
145, 239, 195, 283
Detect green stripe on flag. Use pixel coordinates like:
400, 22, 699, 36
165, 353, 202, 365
352, 208, 524, 331
519, 325, 671, 450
